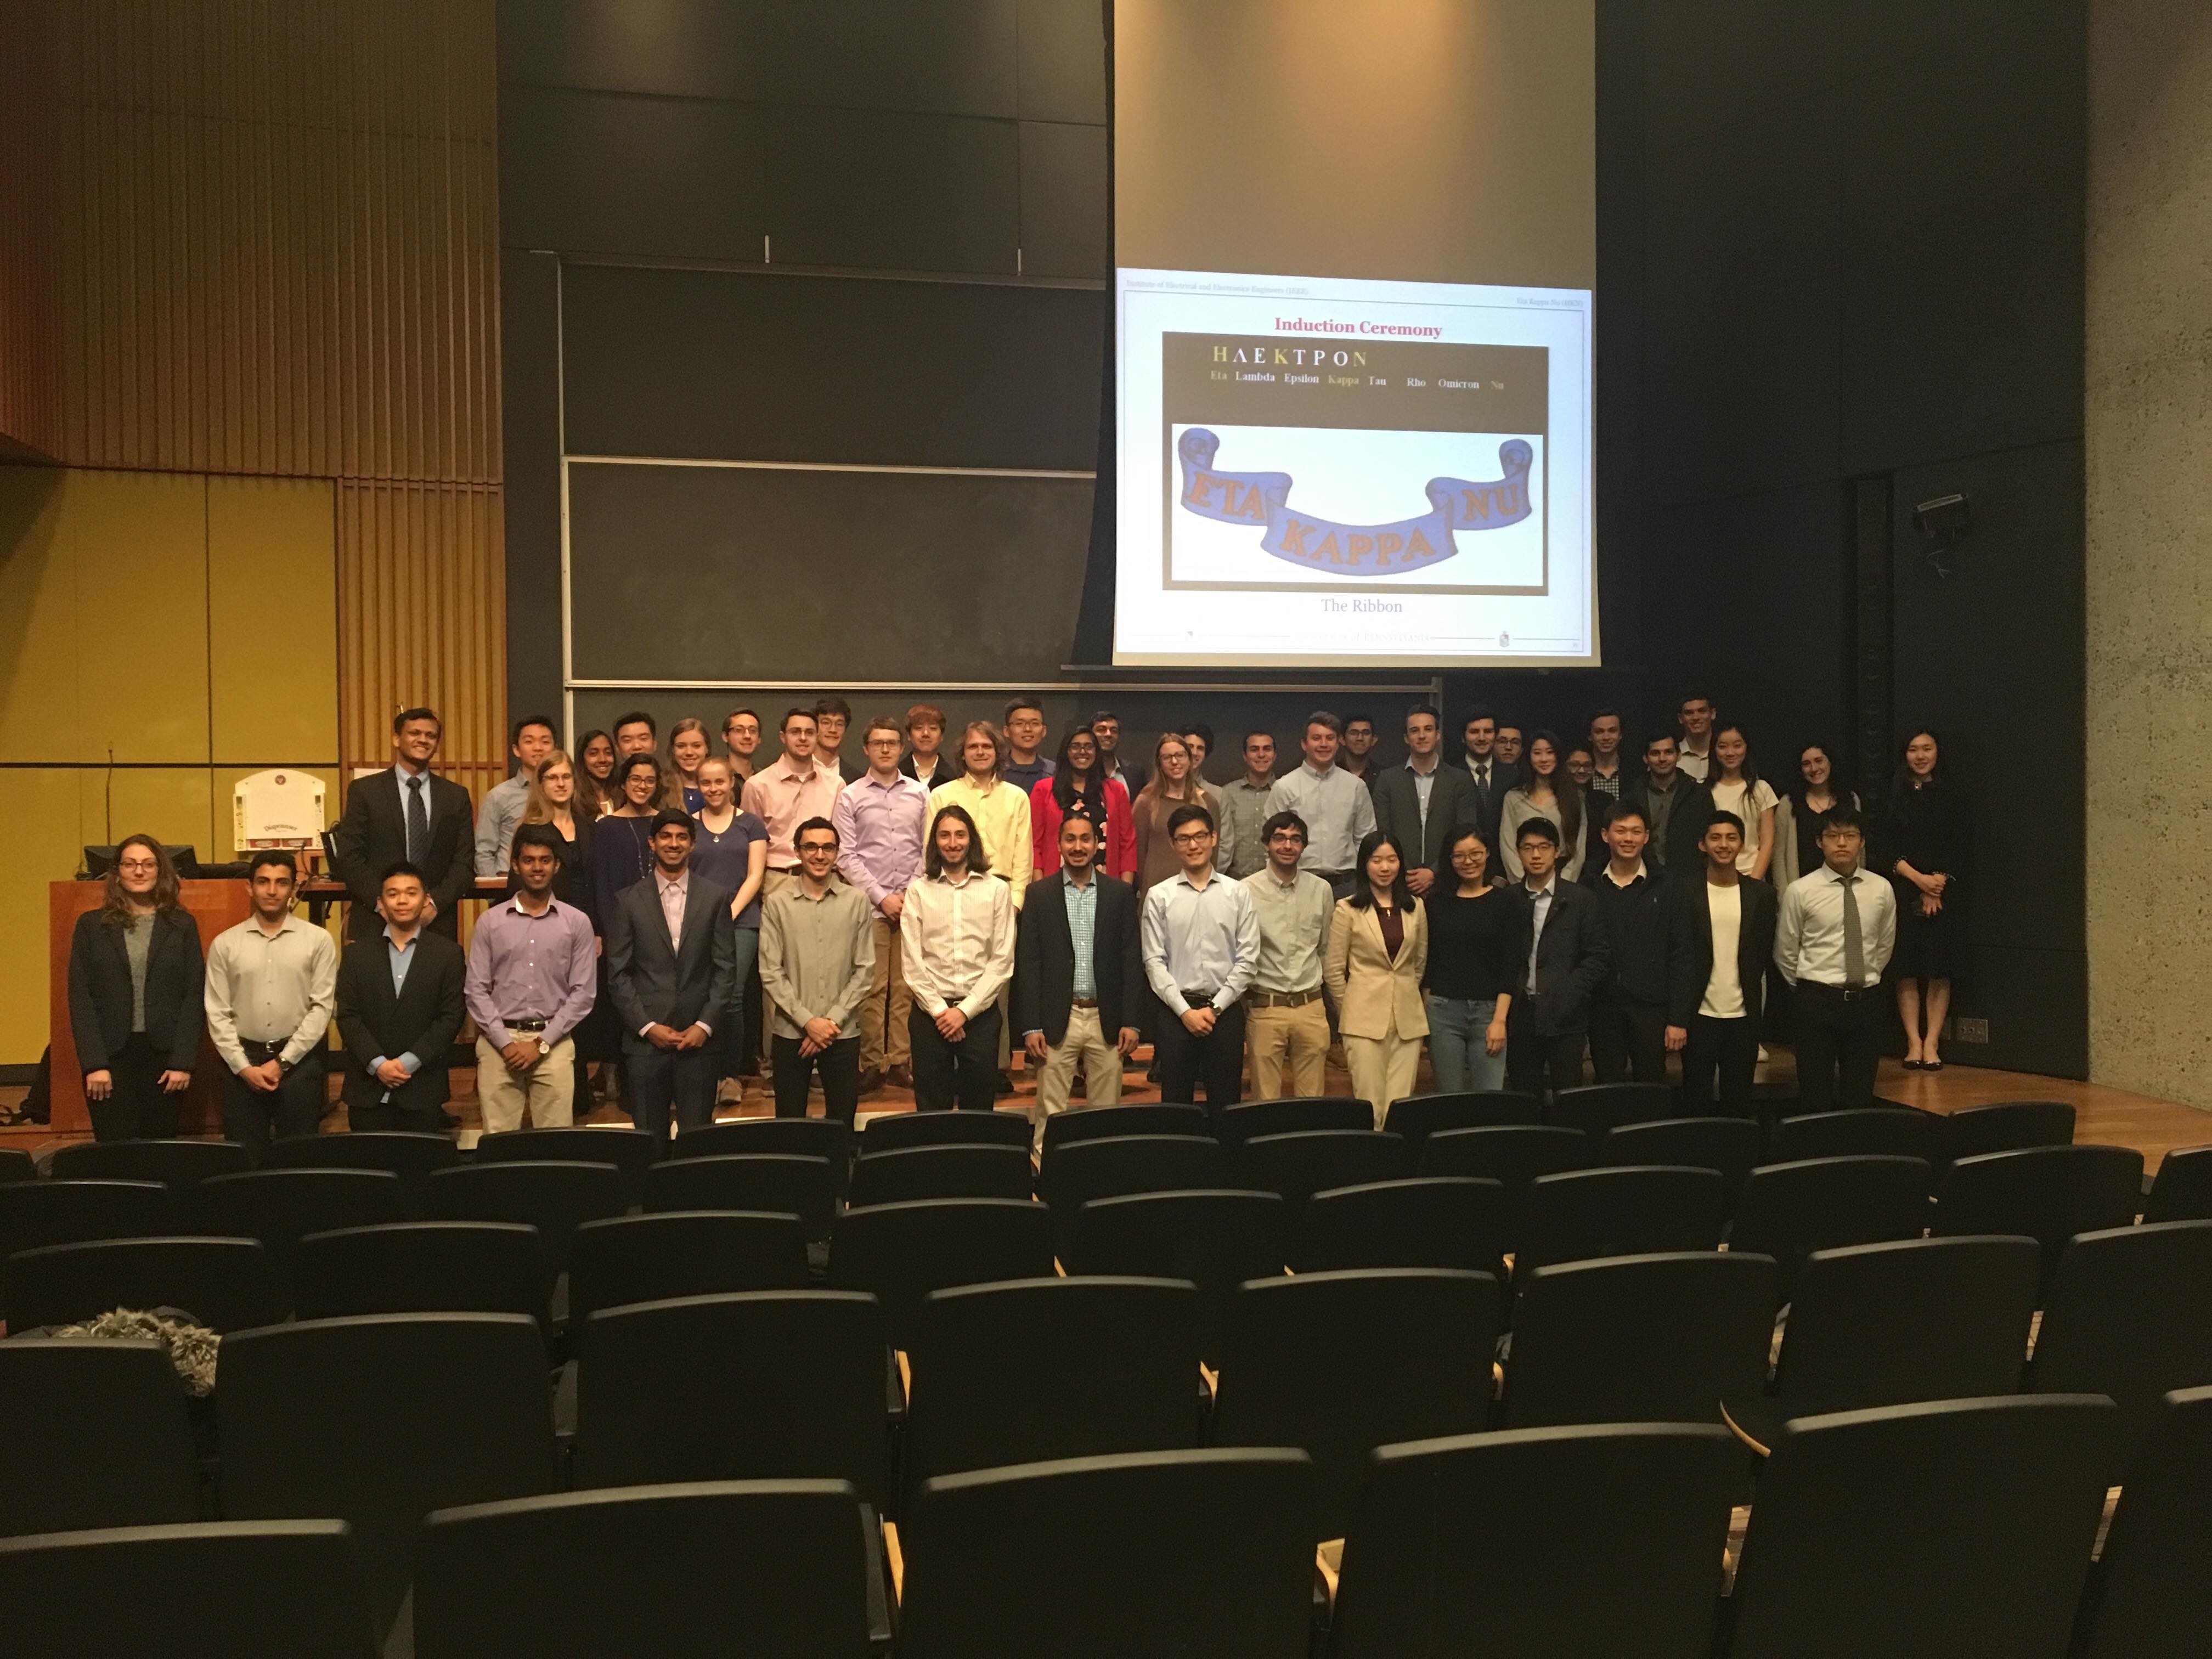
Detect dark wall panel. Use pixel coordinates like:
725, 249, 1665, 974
1020, 120, 1109, 278
500, 86, 771, 261
1836, 0, 2087, 473
1018, 0, 1108, 123
562, 265, 1103, 470
761, 107, 1022, 274
566, 461, 1092, 684
499, 0, 1022, 117
1640, 0, 1842, 506
501, 249, 565, 730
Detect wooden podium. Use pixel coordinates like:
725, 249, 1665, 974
47, 880, 256, 1136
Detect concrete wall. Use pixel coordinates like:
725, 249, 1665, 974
2086, 1, 2212, 1104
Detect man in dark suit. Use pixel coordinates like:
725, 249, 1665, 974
1452, 708, 1510, 844
1666, 809, 1779, 1118
331, 706, 475, 940
606, 809, 739, 1150
1015, 808, 1144, 1153
334, 861, 466, 1132
1622, 731, 1708, 874
1582, 799, 1678, 1085
1505, 815, 1610, 1098
1370, 703, 1480, 899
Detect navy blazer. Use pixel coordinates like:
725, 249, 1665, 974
330, 767, 476, 939
1013, 871, 1146, 1048
605, 871, 739, 1049
1513, 879, 1611, 1037
67, 906, 205, 1076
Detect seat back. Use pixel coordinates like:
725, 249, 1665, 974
847, 1143, 1034, 1210
1517, 1165, 1726, 1276
1235, 1129, 1412, 1213
568, 1211, 809, 1329
1773, 1235, 2040, 1418
1295, 1177, 1505, 1279
1939, 1099, 2076, 1165
642, 1154, 836, 1241
1726, 1395, 2117, 1659
2032, 1220, 2212, 1478
1416, 1125, 1588, 1255
1767, 1107, 1940, 1165
1040, 1102, 1210, 1154
49, 1137, 249, 1188
574, 1291, 890, 1506
473, 1127, 657, 1206
1211, 1268, 1499, 1537
4, 1235, 286, 1334
1039, 1134, 1224, 1258
292, 1222, 552, 1328
262, 1131, 458, 1211
673, 1118, 850, 1195
2073, 1385, 2212, 1659
0, 1147, 31, 1185
1730, 1155, 1933, 1301
1601, 1116, 1764, 1212
1215, 1096, 1370, 1146
217, 1314, 555, 1630
1329, 1424, 1741, 1659
1066, 1188, 1288, 1367
1503, 1251, 1778, 1429
1934, 1144, 2145, 1296
827, 1198, 1055, 1350
898, 1448, 1317, 1659
2144, 1143, 2212, 1223
1382, 1090, 1543, 1147
861, 1109, 1032, 1154
1545, 1082, 1674, 1138
421, 1160, 627, 1274
0, 1520, 378, 1659
905, 1277, 1201, 1493
0, 1178, 173, 1260
0, 1339, 199, 1537
188, 1169, 405, 1288
415, 1480, 868, 1659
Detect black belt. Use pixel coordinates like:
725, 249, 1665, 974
1799, 981, 1876, 1002
504, 1018, 550, 1032
1181, 989, 1221, 1010
240, 1038, 290, 1065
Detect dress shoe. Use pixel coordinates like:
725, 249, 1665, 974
859, 1068, 884, 1096
995, 1070, 1016, 1097
887, 1063, 912, 1090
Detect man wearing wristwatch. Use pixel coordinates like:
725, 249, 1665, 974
464, 822, 599, 1133
204, 849, 337, 1163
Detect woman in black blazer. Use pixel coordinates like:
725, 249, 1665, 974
67, 834, 205, 1141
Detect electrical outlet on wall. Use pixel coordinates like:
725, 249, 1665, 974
1949, 1017, 1990, 1045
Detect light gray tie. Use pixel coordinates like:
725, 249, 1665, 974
1841, 873, 1864, 988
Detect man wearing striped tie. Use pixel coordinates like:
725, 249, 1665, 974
1774, 806, 1898, 1113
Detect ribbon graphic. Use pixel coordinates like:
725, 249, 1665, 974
1177, 428, 1534, 576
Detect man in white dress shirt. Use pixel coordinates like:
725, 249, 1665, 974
901, 804, 1017, 1110
204, 850, 337, 1162
1774, 805, 1898, 1112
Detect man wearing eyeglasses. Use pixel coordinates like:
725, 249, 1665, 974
1141, 803, 1260, 1124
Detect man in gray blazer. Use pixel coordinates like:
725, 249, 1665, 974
1370, 703, 1481, 897
606, 810, 739, 1151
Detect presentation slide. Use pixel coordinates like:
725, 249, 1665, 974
1114, 268, 1593, 668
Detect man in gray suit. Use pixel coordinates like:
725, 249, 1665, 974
606, 809, 739, 1150
1370, 703, 1480, 898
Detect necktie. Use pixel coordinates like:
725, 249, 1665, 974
1841, 873, 1864, 988
406, 774, 429, 865
1476, 761, 1489, 791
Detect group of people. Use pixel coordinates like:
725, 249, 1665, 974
65, 692, 1973, 1151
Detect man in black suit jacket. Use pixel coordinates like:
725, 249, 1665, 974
1622, 732, 1709, 875
1582, 799, 1678, 1086
606, 810, 739, 1150
1504, 814, 1611, 1099
334, 861, 466, 1132
1451, 708, 1512, 844
1014, 810, 1145, 1152
331, 706, 476, 940
1666, 809, 1779, 1119
1370, 703, 1480, 896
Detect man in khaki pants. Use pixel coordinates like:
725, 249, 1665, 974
1240, 811, 1335, 1097
1015, 810, 1143, 1153
464, 823, 599, 1132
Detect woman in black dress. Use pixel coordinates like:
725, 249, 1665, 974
1880, 729, 1971, 1071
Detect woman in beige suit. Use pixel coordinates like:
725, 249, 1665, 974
1326, 831, 1430, 1127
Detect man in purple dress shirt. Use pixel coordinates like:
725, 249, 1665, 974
833, 715, 930, 1093
464, 823, 599, 1133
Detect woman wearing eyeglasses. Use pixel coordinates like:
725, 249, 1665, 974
67, 834, 205, 1140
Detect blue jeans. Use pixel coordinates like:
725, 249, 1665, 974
716, 927, 760, 1080
1426, 994, 1506, 1092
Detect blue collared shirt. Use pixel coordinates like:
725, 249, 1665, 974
1141, 869, 1261, 1010
1063, 871, 1099, 1000
369, 923, 426, 1096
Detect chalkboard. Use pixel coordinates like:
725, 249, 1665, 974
565, 459, 1094, 684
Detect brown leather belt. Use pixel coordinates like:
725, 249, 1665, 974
1071, 997, 1099, 1009
1244, 988, 1322, 1009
